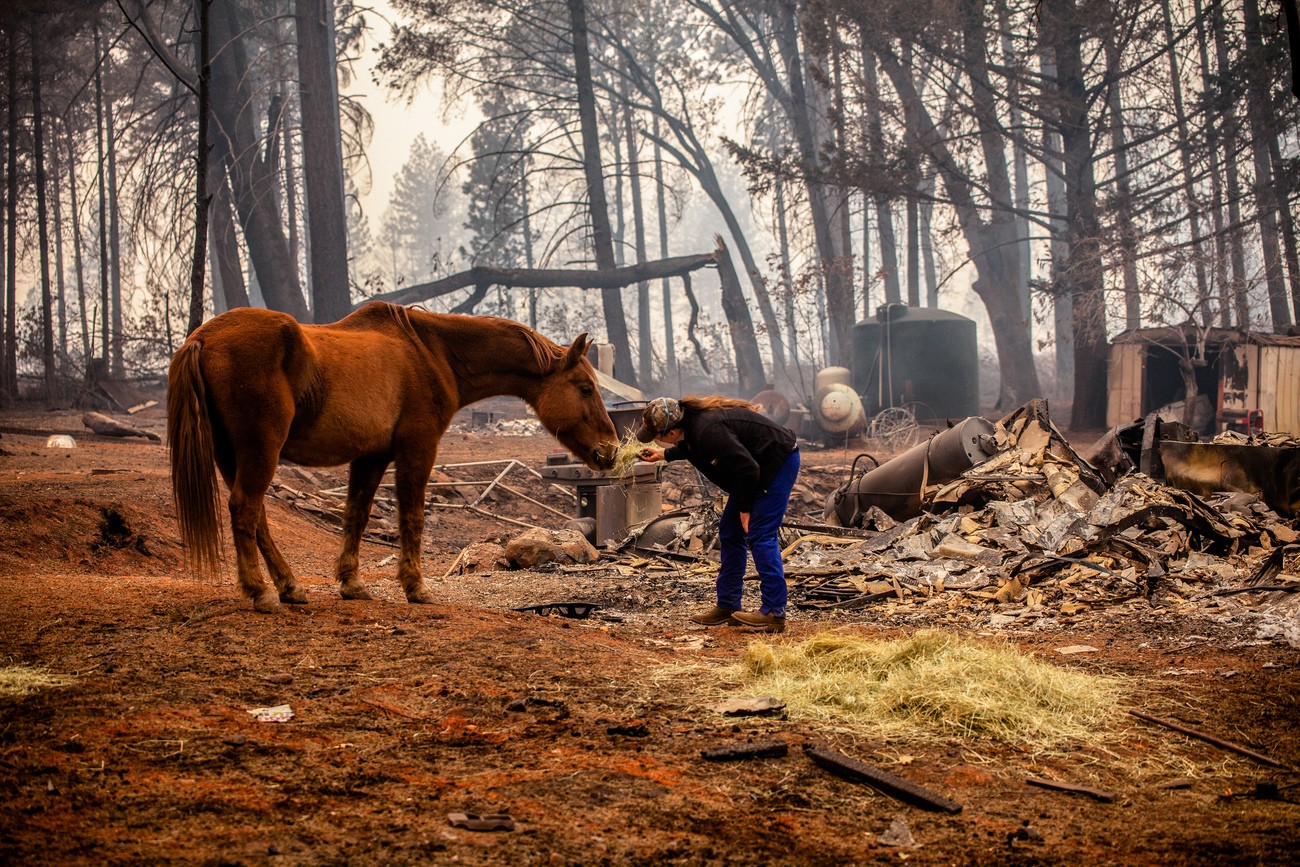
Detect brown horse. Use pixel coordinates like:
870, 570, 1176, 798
168, 301, 618, 613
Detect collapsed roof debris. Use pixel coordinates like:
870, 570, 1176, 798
1088, 412, 1300, 516
784, 400, 1298, 638
608, 399, 1300, 642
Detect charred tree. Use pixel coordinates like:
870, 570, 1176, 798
1242, 0, 1292, 328
104, 42, 123, 375
94, 23, 110, 368
568, 0, 635, 386
65, 127, 90, 362
295, 0, 350, 322
31, 31, 56, 402
187, 0, 211, 335
207, 135, 248, 311
623, 86, 652, 386
4, 26, 18, 400
1042, 0, 1109, 429
209, 0, 308, 320
651, 115, 676, 386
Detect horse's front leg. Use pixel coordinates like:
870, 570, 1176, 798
336, 453, 391, 601
392, 447, 438, 605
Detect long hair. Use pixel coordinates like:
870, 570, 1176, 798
680, 395, 757, 412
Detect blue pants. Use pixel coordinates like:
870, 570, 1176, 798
715, 449, 800, 617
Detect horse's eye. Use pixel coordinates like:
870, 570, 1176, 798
579, 385, 594, 397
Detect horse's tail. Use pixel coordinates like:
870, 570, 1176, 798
167, 339, 223, 580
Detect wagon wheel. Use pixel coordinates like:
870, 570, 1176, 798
869, 406, 919, 451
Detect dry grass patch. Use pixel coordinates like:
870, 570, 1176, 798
0, 665, 74, 697
726, 629, 1123, 747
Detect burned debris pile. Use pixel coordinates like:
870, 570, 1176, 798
789, 400, 1298, 631
259, 398, 1299, 642
268, 458, 580, 545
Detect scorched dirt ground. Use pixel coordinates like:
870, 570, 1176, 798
1, 404, 1298, 866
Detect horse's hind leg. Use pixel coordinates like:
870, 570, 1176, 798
336, 454, 390, 601
229, 498, 280, 612
257, 514, 307, 604
217, 453, 303, 607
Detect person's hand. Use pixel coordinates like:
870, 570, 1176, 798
639, 447, 665, 462
739, 512, 750, 533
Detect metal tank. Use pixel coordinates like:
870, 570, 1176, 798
823, 416, 999, 524
851, 304, 979, 421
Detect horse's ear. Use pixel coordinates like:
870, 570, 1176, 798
564, 332, 590, 369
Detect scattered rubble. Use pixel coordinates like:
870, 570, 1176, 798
453, 541, 509, 574
775, 400, 1300, 642
700, 741, 790, 761
255, 399, 1300, 648
446, 812, 516, 832
1025, 776, 1116, 803
804, 743, 964, 814
1129, 710, 1290, 769
505, 527, 599, 567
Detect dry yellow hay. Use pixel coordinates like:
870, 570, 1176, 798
609, 430, 649, 478
0, 665, 74, 697
726, 629, 1123, 746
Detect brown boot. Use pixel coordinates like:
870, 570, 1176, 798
689, 605, 740, 626
732, 610, 786, 633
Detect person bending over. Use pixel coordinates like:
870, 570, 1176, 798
636, 395, 800, 633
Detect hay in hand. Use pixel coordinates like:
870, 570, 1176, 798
0, 665, 74, 697
609, 430, 649, 478
727, 629, 1122, 747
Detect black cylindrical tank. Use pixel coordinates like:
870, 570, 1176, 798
851, 304, 979, 420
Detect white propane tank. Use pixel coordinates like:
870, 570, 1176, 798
814, 366, 852, 392
813, 382, 864, 435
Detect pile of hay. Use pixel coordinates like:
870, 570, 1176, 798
609, 430, 648, 477
0, 665, 73, 697
728, 630, 1122, 746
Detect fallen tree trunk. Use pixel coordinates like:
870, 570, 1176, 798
363, 252, 716, 308
82, 412, 160, 442
363, 242, 767, 389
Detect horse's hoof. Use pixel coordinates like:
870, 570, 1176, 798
253, 595, 284, 614
340, 581, 373, 601
280, 587, 309, 605
406, 586, 437, 605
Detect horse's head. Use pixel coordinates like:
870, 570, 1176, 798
533, 333, 618, 471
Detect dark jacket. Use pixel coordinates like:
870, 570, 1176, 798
664, 405, 797, 512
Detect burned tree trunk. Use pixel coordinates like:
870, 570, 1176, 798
6, 26, 21, 400
187, 0, 211, 335
294, 0, 350, 323
209, 0, 308, 320
715, 237, 765, 394
31, 35, 57, 403
568, 0, 635, 386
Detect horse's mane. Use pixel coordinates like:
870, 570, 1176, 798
394, 303, 563, 374
509, 320, 562, 373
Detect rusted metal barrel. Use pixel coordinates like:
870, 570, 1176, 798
823, 416, 999, 524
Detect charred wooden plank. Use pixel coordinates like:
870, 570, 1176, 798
803, 744, 963, 813
700, 741, 789, 762
1129, 710, 1290, 769
1026, 776, 1116, 802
